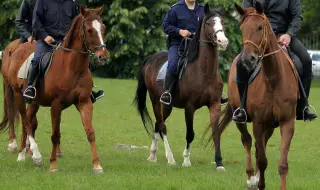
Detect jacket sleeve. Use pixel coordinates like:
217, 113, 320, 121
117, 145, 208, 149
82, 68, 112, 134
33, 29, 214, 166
15, 0, 32, 39
242, 0, 253, 8
32, 0, 48, 40
287, 0, 302, 37
162, 9, 180, 37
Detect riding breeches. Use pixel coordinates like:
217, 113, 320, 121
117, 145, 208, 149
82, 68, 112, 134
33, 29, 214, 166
167, 45, 180, 75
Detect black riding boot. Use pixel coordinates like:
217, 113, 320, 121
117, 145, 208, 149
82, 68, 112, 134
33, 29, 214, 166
220, 97, 228, 105
23, 62, 38, 100
159, 71, 176, 105
232, 81, 248, 123
296, 77, 318, 121
91, 89, 104, 103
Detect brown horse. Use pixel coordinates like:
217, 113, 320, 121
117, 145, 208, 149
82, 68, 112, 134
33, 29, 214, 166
0, 6, 109, 173
212, 2, 299, 190
133, 4, 229, 170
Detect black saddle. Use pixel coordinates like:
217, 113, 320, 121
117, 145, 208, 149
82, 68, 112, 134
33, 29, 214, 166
39, 51, 54, 79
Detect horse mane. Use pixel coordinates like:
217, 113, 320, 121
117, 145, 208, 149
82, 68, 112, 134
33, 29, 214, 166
63, 15, 82, 49
187, 11, 217, 63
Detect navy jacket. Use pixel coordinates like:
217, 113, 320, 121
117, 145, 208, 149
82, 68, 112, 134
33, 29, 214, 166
162, 0, 204, 47
242, 0, 302, 37
15, 0, 36, 41
32, 0, 79, 41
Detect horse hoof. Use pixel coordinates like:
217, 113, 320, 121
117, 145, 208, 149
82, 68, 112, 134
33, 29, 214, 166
49, 169, 58, 173
33, 158, 42, 166
92, 168, 104, 175
167, 161, 176, 165
247, 176, 259, 190
147, 157, 157, 163
8, 145, 17, 153
216, 166, 226, 171
56, 153, 63, 158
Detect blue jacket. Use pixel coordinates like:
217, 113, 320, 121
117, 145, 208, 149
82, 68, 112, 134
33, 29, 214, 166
32, 0, 79, 41
162, 0, 204, 47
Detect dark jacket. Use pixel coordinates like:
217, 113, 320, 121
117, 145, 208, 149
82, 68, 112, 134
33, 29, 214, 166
15, 0, 36, 41
32, 0, 79, 41
162, 0, 204, 47
242, 0, 302, 37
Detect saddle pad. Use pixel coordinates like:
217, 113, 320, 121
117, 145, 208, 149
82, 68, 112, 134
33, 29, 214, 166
156, 61, 168, 81
18, 52, 34, 79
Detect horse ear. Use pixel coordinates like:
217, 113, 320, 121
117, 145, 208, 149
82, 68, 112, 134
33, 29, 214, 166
255, 1, 264, 14
96, 5, 104, 15
234, 3, 245, 16
80, 5, 86, 16
204, 3, 209, 14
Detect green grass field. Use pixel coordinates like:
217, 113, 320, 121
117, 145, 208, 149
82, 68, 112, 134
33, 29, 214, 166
0, 78, 319, 190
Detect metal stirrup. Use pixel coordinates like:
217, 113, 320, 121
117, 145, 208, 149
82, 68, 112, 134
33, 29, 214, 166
23, 87, 36, 99
303, 105, 318, 121
159, 92, 171, 106
232, 107, 247, 123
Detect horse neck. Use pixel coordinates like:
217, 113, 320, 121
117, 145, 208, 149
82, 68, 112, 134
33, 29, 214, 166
197, 31, 219, 75
261, 31, 282, 87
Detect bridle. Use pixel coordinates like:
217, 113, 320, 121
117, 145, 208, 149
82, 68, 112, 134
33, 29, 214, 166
49, 16, 106, 56
200, 15, 224, 45
240, 12, 281, 61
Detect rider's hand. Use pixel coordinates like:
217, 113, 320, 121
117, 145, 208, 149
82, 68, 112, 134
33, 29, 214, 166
44, 36, 55, 44
279, 34, 291, 47
179, 29, 192, 38
27, 36, 32, 43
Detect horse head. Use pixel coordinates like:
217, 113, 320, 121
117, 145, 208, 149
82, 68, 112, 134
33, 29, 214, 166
201, 3, 229, 51
234, 2, 272, 73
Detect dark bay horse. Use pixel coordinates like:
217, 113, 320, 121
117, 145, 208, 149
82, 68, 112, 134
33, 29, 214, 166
0, 6, 109, 173
211, 2, 299, 189
133, 4, 229, 170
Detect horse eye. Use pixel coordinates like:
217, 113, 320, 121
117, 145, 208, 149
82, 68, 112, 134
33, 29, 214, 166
88, 29, 93, 33
258, 24, 262, 30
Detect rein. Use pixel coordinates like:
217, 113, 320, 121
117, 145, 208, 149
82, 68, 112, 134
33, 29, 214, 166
48, 16, 106, 56
241, 13, 281, 61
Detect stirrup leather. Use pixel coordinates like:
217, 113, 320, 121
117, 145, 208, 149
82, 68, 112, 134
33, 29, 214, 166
232, 107, 247, 123
23, 86, 36, 99
159, 91, 172, 106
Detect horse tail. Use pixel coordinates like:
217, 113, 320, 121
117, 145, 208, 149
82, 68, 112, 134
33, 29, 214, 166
133, 55, 153, 137
203, 103, 233, 147
0, 79, 19, 132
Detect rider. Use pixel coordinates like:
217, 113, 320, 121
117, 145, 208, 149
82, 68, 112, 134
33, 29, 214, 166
232, 0, 318, 123
15, 0, 35, 44
22, 0, 104, 103
160, 0, 228, 105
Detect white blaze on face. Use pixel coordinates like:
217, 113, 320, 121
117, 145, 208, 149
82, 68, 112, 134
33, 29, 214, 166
92, 20, 105, 50
213, 16, 228, 45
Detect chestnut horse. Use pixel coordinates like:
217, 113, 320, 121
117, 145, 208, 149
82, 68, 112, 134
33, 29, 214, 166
211, 3, 299, 190
0, 6, 109, 173
133, 4, 229, 170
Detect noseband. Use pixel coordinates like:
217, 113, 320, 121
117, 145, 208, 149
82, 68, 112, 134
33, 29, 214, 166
241, 13, 281, 61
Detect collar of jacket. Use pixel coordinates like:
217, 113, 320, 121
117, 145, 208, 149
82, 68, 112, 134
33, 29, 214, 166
179, 0, 200, 11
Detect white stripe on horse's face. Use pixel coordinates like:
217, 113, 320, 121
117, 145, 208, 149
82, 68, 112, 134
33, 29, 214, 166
213, 16, 228, 49
92, 20, 105, 50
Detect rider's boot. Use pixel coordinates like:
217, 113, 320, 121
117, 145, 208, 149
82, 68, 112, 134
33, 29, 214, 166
159, 71, 176, 105
91, 88, 104, 103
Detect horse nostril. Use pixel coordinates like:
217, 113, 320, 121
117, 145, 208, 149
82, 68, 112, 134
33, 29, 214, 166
250, 55, 256, 62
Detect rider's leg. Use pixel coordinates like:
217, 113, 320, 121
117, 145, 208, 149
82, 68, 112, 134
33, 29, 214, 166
290, 37, 317, 121
23, 40, 52, 99
232, 54, 250, 123
159, 45, 179, 105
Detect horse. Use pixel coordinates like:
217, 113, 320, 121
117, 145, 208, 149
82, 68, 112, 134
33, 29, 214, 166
133, 4, 229, 170
1, 38, 23, 153
210, 2, 299, 189
0, 5, 109, 173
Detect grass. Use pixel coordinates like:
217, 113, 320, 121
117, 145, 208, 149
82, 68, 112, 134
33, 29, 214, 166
0, 77, 320, 190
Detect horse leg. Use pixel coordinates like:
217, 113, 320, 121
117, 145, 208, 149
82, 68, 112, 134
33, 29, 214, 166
253, 122, 268, 190
76, 100, 103, 174
49, 100, 62, 172
236, 123, 255, 186
27, 111, 38, 156
181, 106, 195, 167
147, 105, 172, 163
208, 102, 225, 171
278, 119, 294, 190
15, 93, 28, 162
8, 122, 17, 153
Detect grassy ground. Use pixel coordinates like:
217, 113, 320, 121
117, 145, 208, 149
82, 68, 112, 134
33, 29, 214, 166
0, 78, 319, 190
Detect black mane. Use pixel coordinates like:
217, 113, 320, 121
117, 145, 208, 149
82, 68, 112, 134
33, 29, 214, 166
187, 11, 218, 63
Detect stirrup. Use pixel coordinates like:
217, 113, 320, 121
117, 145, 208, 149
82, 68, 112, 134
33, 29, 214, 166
221, 92, 228, 106
159, 91, 171, 106
232, 107, 247, 124
23, 86, 36, 99
302, 105, 318, 121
